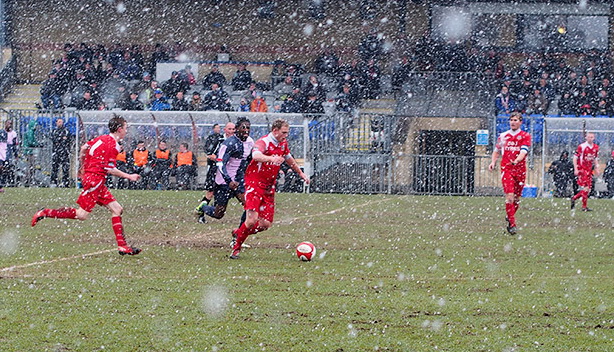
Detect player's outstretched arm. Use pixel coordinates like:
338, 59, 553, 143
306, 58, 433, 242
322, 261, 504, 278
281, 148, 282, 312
285, 156, 310, 184
108, 167, 140, 182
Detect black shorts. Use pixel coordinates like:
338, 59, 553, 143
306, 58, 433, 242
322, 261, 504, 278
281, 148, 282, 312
204, 165, 217, 191
213, 183, 240, 207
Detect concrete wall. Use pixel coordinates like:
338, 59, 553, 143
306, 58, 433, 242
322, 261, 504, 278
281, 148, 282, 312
9, 0, 430, 82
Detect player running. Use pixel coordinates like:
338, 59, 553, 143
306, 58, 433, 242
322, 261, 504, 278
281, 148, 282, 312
31, 116, 142, 255
195, 118, 254, 223
230, 119, 310, 259
488, 112, 531, 235
571, 132, 600, 211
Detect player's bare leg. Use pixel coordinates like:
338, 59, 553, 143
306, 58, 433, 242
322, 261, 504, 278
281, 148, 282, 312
105, 201, 141, 255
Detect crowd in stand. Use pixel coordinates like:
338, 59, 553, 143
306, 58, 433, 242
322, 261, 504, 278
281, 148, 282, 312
493, 50, 614, 117
38, 40, 393, 115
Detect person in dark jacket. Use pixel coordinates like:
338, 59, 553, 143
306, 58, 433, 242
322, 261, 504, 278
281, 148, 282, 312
50, 118, 72, 187
231, 62, 252, 91
203, 83, 232, 111
603, 150, 614, 198
171, 91, 190, 111
548, 151, 575, 197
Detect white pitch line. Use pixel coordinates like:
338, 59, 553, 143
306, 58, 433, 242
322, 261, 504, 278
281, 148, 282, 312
1, 196, 396, 273
0, 249, 113, 273
190, 196, 395, 240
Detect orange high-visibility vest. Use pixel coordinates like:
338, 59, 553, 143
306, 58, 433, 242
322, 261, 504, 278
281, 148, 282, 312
117, 151, 126, 163
133, 149, 149, 167
156, 149, 170, 160
176, 151, 193, 166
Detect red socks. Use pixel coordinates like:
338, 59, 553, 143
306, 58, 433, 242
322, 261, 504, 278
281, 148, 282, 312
233, 221, 266, 250
505, 202, 516, 227
580, 190, 589, 209
112, 216, 127, 247
46, 207, 77, 219
572, 190, 589, 209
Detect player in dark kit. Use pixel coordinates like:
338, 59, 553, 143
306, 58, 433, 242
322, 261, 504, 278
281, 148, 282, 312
230, 119, 310, 259
571, 132, 600, 211
489, 112, 531, 235
31, 116, 142, 255
196, 118, 254, 222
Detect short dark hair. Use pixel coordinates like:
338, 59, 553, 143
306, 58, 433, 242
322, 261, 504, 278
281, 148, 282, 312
510, 111, 523, 121
181, 142, 189, 149
236, 117, 251, 128
108, 115, 126, 133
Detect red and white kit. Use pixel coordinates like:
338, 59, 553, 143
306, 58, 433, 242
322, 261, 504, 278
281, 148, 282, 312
77, 134, 120, 212
243, 133, 291, 222
495, 129, 532, 196
575, 141, 599, 188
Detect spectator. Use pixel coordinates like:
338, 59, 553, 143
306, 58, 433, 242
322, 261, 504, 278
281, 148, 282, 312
548, 151, 575, 197
171, 91, 190, 111
0, 127, 6, 192
274, 76, 295, 101
202, 64, 226, 88
335, 84, 360, 113
594, 90, 612, 116
140, 80, 160, 106
149, 89, 171, 111
603, 150, 614, 198
358, 29, 383, 62
558, 92, 578, 116
237, 97, 250, 112
162, 71, 189, 98
391, 55, 413, 91
360, 59, 381, 99
536, 78, 555, 102
203, 83, 232, 111
119, 91, 144, 110
132, 71, 153, 95
22, 120, 40, 186
101, 70, 127, 102
151, 140, 173, 190
174, 142, 198, 190
231, 62, 252, 90
71, 90, 104, 110
314, 49, 339, 76
189, 91, 206, 111
50, 118, 72, 187
40, 71, 65, 110
127, 140, 152, 190
527, 88, 549, 115
241, 81, 260, 103
116, 51, 142, 80
179, 64, 197, 86
303, 92, 324, 114
280, 94, 302, 113
107, 43, 124, 68
285, 64, 302, 86
495, 86, 517, 115
249, 93, 268, 112
149, 43, 170, 76
303, 75, 326, 103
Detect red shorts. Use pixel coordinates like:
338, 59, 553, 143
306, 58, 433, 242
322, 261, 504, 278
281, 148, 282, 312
576, 169, 593, 188
501, 168, 526, 197
244, 181, 276, 223
76, 173, 116, 212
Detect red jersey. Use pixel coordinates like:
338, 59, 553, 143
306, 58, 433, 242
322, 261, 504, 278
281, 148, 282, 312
575, 142, 599, 171
82, 134, 120, 176
244, 133, 291, 186
495, 129, 531, 171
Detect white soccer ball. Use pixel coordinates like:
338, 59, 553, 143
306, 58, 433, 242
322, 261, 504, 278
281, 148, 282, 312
296, 241, 316, 261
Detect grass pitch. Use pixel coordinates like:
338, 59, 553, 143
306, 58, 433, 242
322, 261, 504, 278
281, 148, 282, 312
1, 188, 614, 351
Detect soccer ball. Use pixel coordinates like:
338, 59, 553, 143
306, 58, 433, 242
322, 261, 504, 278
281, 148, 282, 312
296, 241, 316, 261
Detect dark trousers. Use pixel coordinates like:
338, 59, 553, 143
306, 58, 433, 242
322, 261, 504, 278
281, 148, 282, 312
51, 155, 70, 187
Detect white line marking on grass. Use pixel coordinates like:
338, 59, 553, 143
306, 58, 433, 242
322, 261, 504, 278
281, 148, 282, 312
0, 249, 113, 273
190, 196, 395, 240
1, 197, 395, 273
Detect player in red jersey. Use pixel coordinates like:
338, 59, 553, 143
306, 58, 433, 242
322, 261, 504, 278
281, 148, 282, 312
229, 119, 310, 259
489, 112, 532, 235
571, 132, 600, 211
31, 116, 142, 255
